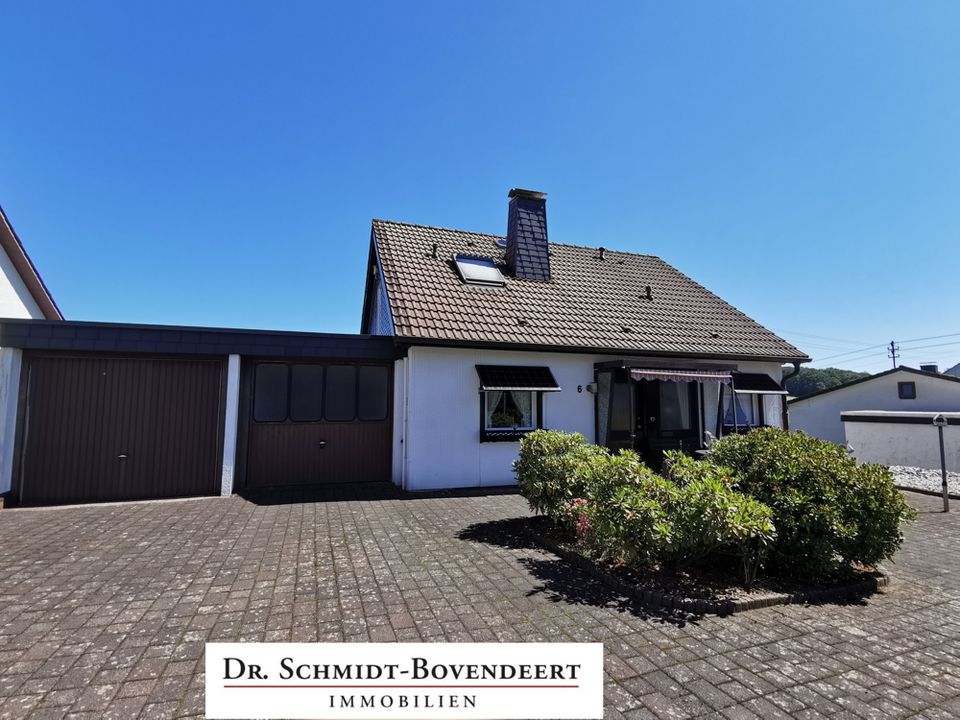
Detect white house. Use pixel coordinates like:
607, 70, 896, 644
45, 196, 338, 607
0, 189, 809, 505
788, 366, 960, 445
361, 189, 807, 491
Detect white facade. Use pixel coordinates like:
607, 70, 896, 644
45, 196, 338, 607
392, 345, 784, 491
843, 411, 960, 471
789, 369, 960, 445
0, 243, 45, 319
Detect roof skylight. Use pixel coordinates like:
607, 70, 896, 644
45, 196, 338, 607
455, 255, 505, 287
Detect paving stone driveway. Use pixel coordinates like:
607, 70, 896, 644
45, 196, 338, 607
1, 487, 959, 720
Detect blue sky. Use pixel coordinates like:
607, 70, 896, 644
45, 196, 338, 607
2, 2, 958, 372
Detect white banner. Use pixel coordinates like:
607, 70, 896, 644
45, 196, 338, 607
205, 642, 604, 719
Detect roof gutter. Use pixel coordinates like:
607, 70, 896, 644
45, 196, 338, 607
780, 361, 803, 430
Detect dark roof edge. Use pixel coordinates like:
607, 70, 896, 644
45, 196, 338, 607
787, 365, 960, 404
0, 205, 63, 320
396, 335, 810, 364
0, 318, 397, 360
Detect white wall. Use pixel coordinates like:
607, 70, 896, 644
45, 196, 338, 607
843, 412, 960, 471
0, 244, 44, 319
789, 370, 960, 445
400, 345, 783, 491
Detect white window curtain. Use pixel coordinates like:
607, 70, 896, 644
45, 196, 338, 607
512, 391, 532, 427
485, 390, 535, 430
484, 390, 505, 428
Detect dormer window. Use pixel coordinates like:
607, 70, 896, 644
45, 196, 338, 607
454, 255, 505, 287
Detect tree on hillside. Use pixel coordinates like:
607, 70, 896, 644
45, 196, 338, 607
781, 367, 871, 398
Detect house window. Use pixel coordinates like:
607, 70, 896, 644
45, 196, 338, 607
474, 364, 558, 442
660, 382, 694, 431
723, 392, 757, 428
481, 390, 542, 441
898, 381, 917, 400
454, 255, 506, 286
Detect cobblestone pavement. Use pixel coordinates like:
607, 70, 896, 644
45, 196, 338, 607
1, 487, 959, 719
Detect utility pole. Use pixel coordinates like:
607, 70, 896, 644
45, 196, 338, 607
888, 340, 900, 369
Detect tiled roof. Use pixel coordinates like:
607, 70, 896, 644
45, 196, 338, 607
371, 220, 809, 362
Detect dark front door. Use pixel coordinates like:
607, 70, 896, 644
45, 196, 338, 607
635, 380, 701, 467
244, 362, 391, 488
19, 355, 223, 505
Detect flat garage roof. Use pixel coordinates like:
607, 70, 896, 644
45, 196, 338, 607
0, 319, 398, 360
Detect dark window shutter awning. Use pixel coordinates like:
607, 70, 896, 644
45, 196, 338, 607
475, 365, 561, 392
732, 372, 787, 395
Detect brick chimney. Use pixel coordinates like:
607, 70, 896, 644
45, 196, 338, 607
505, 188, 551, 281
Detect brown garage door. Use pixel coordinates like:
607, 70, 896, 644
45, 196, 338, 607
245, 362, 391, 488
18, 355, 224, 505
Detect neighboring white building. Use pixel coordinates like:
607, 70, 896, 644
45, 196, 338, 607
0, 206, 62, 503
841, 410, 960, 471
363, 189, 807, 491
788, 366, 960, 445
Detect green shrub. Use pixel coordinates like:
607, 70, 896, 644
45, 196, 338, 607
707, 427, 915, 579
664, 452, 776, 586
514, 430, 605, 519
576, 452, 678, 566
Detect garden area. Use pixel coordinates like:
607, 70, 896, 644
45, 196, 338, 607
515, 427, 916, 614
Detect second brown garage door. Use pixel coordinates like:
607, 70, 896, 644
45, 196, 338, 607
18, 355, 224, 505
244, 361, 392, 487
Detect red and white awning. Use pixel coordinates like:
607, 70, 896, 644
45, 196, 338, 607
629, 368, 733, 384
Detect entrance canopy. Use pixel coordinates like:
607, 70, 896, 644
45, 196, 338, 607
629, 368, 732, 384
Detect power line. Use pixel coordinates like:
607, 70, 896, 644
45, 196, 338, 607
814, 344, 888, 363
771, 329, 877, 347
811, 340, 960, 371
811, 332, 960, 364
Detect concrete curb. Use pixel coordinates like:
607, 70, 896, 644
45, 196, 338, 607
896, 485, 960, 501
527, 525, 888, 617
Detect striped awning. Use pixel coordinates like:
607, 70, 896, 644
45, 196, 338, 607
629, 368, 732, 384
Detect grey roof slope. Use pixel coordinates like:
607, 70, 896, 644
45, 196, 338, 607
371, 220, 809, 362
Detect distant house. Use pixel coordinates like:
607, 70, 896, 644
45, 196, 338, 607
788, 366, 960, 445
945, 362, 960, 379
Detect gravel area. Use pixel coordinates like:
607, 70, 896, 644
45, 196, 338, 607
891, 464, 960, 496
